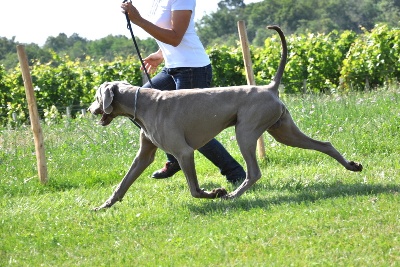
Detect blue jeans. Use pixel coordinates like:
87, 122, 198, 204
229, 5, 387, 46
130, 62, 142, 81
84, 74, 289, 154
142, 65, 245, 180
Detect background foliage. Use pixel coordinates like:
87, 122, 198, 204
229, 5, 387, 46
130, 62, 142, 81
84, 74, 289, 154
1, 24, 399, 126
1, 0, 399, 69
197, 0, 400, 47
1, 0, 400, 125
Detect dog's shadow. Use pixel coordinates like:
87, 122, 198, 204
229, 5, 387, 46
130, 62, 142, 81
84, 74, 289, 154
187, 181, 400, 215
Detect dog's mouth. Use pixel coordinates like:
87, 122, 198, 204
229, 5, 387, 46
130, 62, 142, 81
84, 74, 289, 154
88, 106, 114, 126
88, 101, 114, 126
100, 113, 113, 126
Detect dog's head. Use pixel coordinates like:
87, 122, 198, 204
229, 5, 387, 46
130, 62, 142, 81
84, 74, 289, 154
88, 82, 119, 126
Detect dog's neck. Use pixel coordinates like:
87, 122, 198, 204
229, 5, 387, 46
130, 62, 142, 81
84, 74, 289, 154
113, 87, 147, 130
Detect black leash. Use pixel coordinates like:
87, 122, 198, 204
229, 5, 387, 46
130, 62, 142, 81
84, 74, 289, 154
122, 0, 154, 129
123, 0, 154, 88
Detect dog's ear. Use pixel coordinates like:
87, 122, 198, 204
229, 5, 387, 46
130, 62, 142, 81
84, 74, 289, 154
99, 83, 115, 114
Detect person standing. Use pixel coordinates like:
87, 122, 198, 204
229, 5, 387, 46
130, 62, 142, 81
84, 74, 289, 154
121, 0, 245, 183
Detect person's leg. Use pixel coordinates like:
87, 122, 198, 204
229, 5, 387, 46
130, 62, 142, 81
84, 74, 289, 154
172, 65, 246, 183
197, 139, 246, 183
142, 67, 176, 91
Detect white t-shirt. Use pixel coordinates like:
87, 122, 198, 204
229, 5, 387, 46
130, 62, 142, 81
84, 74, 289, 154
151, 0, 211, 68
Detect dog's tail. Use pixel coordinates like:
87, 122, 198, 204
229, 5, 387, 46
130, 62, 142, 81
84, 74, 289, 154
267, 25, 287, 89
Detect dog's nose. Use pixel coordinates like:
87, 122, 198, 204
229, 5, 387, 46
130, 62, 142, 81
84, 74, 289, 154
87, 106, 95, 114
87, 103, 99, 115
88, 105, 104, 116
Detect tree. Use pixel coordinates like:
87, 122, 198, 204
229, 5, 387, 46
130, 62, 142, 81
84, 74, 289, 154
375, 0, 400, 27
197, 0, 400, 47
43, 33, 70, 52
0, 37, 17, 61
1, 0, 400, 69
218, 0, 246, 9
196, 0, 247, 47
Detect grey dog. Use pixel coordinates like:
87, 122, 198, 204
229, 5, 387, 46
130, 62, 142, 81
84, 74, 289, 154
88, 25, 362, 210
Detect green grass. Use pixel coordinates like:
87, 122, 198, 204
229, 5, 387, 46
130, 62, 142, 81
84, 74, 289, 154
1, 87, 399, 266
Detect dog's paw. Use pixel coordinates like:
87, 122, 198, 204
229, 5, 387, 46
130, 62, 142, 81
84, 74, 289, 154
211, 188, 228, 198
348, 161, 363, 172
221, 193, 237, 200
92, 205, 107, 211
91, 201, 112, 211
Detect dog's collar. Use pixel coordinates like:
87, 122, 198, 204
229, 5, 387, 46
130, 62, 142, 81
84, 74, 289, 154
133, 87, 141, 121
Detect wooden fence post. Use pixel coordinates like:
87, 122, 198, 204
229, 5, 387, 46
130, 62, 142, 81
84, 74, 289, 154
237, 20, 266, 159
66, 107, 71, 118
303, 79, 307, 93
17, 45, 48, 184
142, 71, 149, 86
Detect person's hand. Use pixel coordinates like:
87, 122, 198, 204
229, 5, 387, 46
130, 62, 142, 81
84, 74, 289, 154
142, 50, 164, 74
121, 2, 142, 25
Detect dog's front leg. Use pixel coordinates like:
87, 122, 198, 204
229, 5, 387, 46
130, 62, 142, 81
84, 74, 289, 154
176, 149, 228, 199
94, 131, 158, 210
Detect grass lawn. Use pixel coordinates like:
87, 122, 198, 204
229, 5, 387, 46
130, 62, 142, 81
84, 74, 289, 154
1, 87, 399, 266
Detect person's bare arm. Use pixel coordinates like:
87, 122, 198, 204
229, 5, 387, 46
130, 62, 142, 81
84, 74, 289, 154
142, 49, 164, 74
121, 2, 191, 47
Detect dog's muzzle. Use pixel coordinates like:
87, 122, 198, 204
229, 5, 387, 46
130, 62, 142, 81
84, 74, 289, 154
88, 102, 114, 126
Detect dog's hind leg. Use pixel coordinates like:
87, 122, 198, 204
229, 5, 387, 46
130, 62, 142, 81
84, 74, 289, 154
224, 127, 263, 199
267, 108, 362, 172
93, 131, 158, 210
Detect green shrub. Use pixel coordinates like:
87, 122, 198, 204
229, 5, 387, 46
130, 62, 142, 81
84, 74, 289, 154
1, 24, 399, 126
340, 24, 400, 91
207, 45, 247, 87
